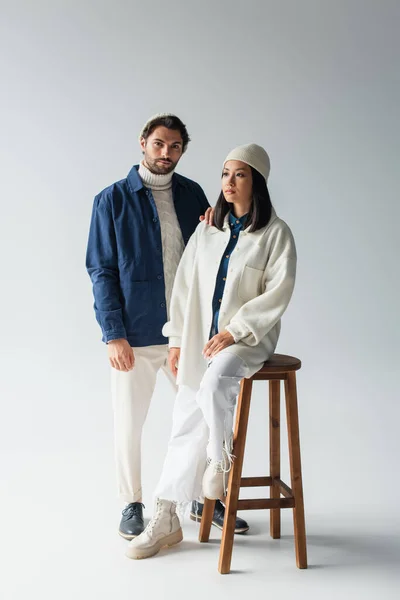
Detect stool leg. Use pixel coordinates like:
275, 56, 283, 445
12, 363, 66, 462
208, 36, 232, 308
219, 378, 253, 575
284, 372, 307, 569
269, 379, 281, 539
199, 499, 215, 542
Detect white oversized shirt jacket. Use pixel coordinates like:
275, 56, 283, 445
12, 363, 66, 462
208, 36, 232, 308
162, 208, 297, 389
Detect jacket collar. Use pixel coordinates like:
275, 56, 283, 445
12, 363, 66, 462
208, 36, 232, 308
127, 164, 188, 194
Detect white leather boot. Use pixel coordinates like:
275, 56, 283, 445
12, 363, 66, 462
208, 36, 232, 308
125, 498, 183, 560
202, 436, 234, 500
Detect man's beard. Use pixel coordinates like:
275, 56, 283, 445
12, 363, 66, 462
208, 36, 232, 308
144, 154, 177, 175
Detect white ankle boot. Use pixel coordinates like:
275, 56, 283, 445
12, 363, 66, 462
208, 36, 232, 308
202, 438, 234, 500
202, 459, 226, 499
125, 498, 183, 560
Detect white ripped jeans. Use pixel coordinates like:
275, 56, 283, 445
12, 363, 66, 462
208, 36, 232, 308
154, 352, 249, 503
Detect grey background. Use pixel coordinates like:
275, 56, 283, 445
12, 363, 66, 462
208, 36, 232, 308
1, 1, 399, 598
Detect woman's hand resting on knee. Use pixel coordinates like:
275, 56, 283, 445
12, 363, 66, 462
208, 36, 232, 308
203, 330, 235, 359
168, 347, 181, 377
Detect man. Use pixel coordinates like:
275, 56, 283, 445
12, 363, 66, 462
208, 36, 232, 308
86, 114, 249, 540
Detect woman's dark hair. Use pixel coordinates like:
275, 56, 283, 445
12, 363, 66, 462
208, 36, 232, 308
141, 115, 191, 152
213, 166, 272, 232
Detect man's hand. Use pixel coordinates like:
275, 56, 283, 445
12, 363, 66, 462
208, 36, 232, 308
203, 330, 235, 359
199, 207, 215, 226
168, 347, 181, 377
108, 339, 135, 372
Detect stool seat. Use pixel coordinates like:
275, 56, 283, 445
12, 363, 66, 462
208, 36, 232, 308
260, 353, 301, 374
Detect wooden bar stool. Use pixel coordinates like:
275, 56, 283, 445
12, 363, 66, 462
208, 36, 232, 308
199, 353, 307, 574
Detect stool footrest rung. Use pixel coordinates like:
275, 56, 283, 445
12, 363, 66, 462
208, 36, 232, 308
240, 476, 272, 487
237, 498, 295, 510
278, 479, 293, 499
240, 477, 294, 499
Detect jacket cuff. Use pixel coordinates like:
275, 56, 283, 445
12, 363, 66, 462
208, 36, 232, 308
104, 331, 127, 344
168, 337, 182, 348
225, 323, 246, 343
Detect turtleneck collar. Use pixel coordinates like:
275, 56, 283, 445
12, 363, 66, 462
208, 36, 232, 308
138, 161, 174, 191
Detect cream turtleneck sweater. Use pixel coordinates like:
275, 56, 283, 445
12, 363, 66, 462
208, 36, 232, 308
138, 162, 185, 316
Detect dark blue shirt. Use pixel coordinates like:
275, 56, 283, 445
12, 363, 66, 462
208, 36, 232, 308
210, 212, 248, 337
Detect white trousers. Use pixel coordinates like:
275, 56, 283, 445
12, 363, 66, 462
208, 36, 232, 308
111, 345, 177, 503
154, 352, 249, 503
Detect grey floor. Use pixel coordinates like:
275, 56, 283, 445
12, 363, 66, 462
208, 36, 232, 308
2, 450, 399, 600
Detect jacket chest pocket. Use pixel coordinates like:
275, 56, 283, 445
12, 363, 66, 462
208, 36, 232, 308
238, 265, 264, 303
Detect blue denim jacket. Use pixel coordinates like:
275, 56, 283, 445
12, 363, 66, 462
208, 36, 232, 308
86, 165, 209, 347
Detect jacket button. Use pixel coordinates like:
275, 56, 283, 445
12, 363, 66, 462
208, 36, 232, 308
157, 274, 162, 280
153, 218, 158, 223
160, 302, 166, 308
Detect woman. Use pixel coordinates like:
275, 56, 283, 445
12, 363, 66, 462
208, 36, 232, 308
126, 143, 297, 560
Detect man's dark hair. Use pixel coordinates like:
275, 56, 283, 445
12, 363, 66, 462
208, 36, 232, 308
213, 167, 272, 232
141, 115, 191, 153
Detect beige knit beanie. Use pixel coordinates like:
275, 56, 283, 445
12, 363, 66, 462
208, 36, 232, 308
224, 143, 270, 182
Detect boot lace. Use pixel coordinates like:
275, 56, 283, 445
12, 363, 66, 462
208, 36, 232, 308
205, 434, 235, 492
143, 499, 169, 535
